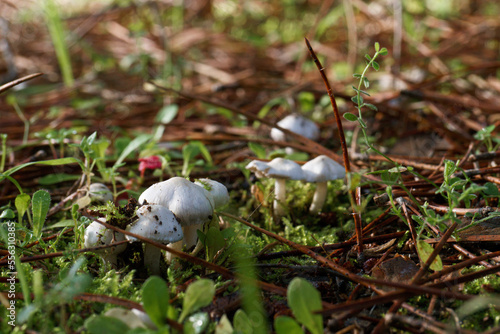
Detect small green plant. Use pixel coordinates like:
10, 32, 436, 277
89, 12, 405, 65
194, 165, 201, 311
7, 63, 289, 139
85, 276, 216, 333
274, 277, 323, 334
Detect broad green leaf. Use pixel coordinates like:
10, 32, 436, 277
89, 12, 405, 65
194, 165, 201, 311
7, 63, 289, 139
372, 61, 380, 71
142, 276, 170, 328
205, 226, 226, 261
343, 112, 358, 122
85, 316, 130, 334
15, 193, 31, 224
351, 95, 363, 105
379, 47, 389, 55
365, 54, 371, 61
287, 277, 323, 334
32, 190, 51, 238
248, 142, 267, 159
416, 240, 443, 272
233, 309, 253, 334
179, 279, 215, 323
374, 42, 380, 51
184, 312, 210, 334
274, 316, 303, 334
156, 104, 179, 124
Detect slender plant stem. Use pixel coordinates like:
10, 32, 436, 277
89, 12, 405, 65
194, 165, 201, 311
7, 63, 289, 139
305, 38, 364, 253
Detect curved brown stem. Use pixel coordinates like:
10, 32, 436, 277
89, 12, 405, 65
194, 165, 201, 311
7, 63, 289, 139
304, 38, 364, 253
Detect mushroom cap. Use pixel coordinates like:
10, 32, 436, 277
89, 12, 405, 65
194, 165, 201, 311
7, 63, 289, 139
245, 160, 271, 178
270, 114, 320, 142
126, 204, 183, 244
84, 218, 126, 255
301, 155, 346, 182
89, 183, 113, 203
264, 157, 304, 180
138, 177, 214, 227
195, 178, 229, 208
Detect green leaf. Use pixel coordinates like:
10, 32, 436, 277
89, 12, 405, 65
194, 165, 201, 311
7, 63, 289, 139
248, 142, 267, 159
484, 182, 500, 196
374, 42, 380, 52
379, 47, 389, 55
1, 157, 81, 178
85, 316, 130, 334
204, 226, 226, 261
274, 316, 303, 334
142, 276, 170, 328
15, 193, 31, 225
351, 95, 363, 105
364, 103, 378, 111
416, 240, 443, 272
352, 73, 362, 78
372, 61, 380, 71
0, 208, 15, 219
184, 312, 210, 334
362, 77, 370, 89
31, 190, 51, 238
287, 278, 323, 334
38, 173, 80, 185
233, 309, 253, 334
365, 54, 372, 61
156, 104, 179, 124
343, 112, 358, 122
115, 134, 152, 167
179, 279, 215, 323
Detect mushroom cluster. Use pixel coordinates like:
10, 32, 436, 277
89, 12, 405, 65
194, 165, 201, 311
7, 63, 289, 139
137, 176, 229, 265
246, 155, 345, 218
83, 177, 229, 275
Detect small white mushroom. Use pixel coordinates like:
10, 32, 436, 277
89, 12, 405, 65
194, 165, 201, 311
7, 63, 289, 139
264, 158, 304, 220
84, 218, 126, 268
126, 204, 183, 275
245, 160, 271, 179
194, 178, 229, 209
302, 155, 346, 214
89, 183, 113, 203
103, 308, 148, 329
270, 114, 320, 153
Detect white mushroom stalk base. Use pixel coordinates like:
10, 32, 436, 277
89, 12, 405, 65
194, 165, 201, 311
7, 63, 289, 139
310, 182, 328, 214
165, 223, 204, 263
143, 243, 162, 276
273, 178, 287, 221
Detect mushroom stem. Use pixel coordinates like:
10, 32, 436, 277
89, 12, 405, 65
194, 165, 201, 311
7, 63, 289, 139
183, 223, 204, 249
143, 243, 162, 275
310, 182, 328, 214
165, 240, 183, 264
273, 178, 287, 220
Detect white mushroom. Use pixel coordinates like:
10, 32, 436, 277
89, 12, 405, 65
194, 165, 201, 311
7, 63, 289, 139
84, 218, 126, 267
302, 155, 346, 214
264, 158, 304, 220
89, 183, 113, 203
126, 204, 183, 275
270, 114, 320, 153
194, 178, 229, 209
138, 177, 215, 254
245, 160, 271, 179
103, 308, 148, 329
